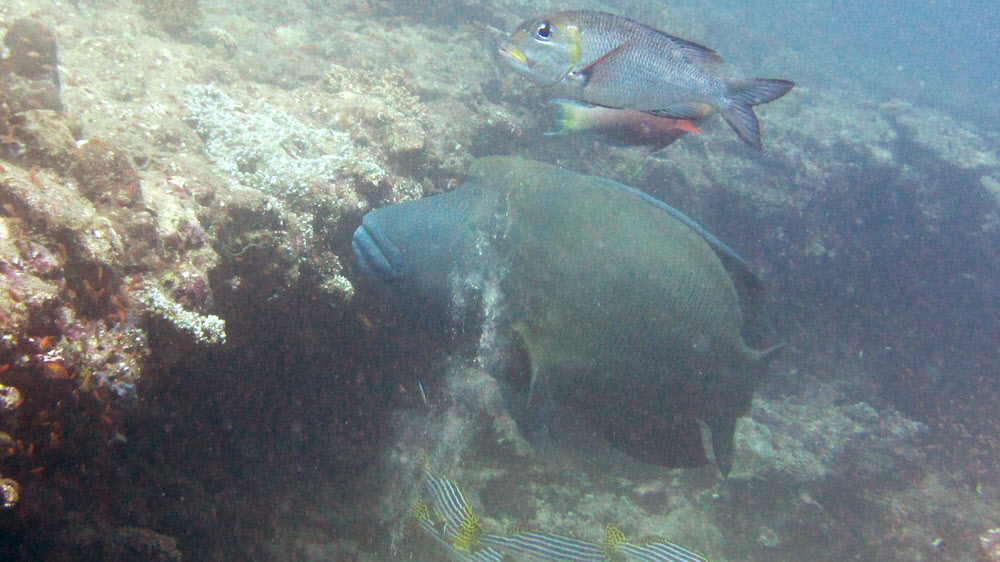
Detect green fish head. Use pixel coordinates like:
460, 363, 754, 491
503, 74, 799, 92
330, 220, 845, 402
499, 16, 580, 87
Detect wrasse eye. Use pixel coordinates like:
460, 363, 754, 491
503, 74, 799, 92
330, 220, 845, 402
533, 21, 554, 41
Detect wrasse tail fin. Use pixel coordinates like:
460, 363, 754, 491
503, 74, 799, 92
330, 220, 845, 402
720, 78, 795, 150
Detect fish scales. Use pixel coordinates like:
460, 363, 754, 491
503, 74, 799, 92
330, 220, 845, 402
499, 11, 794, 149
566, 11, 729, 109
498, 168, 744, 379
423, 470, 476, 542
618, 541, 708, 562
481, 532, 609, 561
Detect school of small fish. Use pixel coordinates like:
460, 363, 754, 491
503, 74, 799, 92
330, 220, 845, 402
412, 459, 709, 561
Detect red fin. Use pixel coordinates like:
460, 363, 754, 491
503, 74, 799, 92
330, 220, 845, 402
674, 120, 703, 134
576, 40, 633, 80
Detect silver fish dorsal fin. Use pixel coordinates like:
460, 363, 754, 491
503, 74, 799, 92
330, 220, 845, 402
652, 29, 724, 66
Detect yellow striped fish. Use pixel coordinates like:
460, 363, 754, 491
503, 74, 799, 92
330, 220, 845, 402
413, 458, 709, 562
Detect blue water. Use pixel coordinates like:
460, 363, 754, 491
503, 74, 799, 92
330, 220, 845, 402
677, 0, 1000, 128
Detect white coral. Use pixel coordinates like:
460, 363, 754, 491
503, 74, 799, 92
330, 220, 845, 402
137, 286, 226, 346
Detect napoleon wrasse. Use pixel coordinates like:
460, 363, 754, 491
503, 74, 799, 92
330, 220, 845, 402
352, 157, 781, 476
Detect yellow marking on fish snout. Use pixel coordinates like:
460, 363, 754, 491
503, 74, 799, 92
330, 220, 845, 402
499, 43, 526, 65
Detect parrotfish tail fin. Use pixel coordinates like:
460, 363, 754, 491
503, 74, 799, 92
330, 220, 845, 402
707, 415, 738, 478
721, 78, 795, 150
546, 99, 597, 135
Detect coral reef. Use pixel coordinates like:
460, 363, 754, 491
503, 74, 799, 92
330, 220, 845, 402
734, 382, 925, 483
136, 0, 202, 36
183, 83, 383, 198
137, 285, 225, 346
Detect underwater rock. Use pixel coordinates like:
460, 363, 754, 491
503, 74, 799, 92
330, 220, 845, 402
0, 18, 62, 112
0, 221, 64, 340
5, 110, 78, 173
880, 99, 998, 170
0, 384, 22, 417
136, 0, 202, 37
137, 285, 226, 346
733, 383, 925, 483
108, 526, 183, 561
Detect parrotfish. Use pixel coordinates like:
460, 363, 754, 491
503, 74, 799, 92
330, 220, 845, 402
547, 99, 707, 151
353, 157, 781, 476
499, 10, 794, 150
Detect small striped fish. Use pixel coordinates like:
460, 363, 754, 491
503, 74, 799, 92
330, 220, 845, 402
411, 495, 505, 562
415, 458, 709, 562
618, 540, 708, 562
481, 531, 609, 561
422, 469, 485, 550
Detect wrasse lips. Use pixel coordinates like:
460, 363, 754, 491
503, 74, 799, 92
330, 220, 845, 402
351, 219, 404, 283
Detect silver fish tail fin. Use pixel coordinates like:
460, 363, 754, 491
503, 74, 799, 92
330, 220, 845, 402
721, 78, 795, 150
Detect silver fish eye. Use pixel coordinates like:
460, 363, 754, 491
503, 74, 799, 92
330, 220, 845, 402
533, 21, 554, 41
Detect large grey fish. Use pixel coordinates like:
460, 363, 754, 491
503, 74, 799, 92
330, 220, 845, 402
499, 10, 794, 150
352, 157, 781, 475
